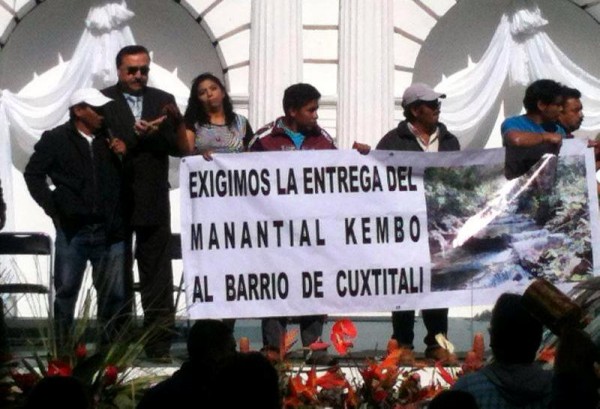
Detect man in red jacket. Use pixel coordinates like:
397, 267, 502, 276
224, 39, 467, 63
249, 83, 337, 152
249, 83, 368, 364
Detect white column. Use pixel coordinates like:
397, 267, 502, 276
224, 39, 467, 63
337, 0, 394, 148
0, 106, 14, 230
249, 0, 303, 130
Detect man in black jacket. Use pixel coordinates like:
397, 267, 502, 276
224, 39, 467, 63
101, 45, 183, 361
24, 88, 128, 352
377, 83, 459, 362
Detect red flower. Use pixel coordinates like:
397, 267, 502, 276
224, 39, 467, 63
47, 359, 72, 376
10, 370, 39, 393
537, 346, 556, 364
103, 365, 119, 385
315, 368, 347, 389
373, 388, 389, 402
462, 351, 483, 374
330, 319, 357, 355
75, 343, 87, 359
472, 332, 485, 362
287, 369, 318, 405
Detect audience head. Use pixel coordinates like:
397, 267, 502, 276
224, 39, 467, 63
559, 86, 583, 133
184, 72, 235, 127
187, 319, 236, 365
24, 376, 90, 409
212, 352, 280, 409
522, 79, 563, 122
282, 83, 321, 132
116, 45, 151, 94
401, 83, 446, 131
489, 293, 543, 364
428, 390, 479, 409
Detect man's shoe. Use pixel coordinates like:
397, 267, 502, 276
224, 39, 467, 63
425, 346, 455, 363
387, 339, 415, 366
397, 346, 416, 366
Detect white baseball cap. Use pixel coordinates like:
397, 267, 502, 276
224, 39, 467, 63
69, 88, 113, 108
401, 83, 446, 107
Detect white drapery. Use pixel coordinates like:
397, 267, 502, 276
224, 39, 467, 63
436, 0, 600, 148
0, 1, 188, 229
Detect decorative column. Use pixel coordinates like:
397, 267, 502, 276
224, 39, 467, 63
249, 0, 303, 130
0, 106, 13, 230
337, 0, 394, 148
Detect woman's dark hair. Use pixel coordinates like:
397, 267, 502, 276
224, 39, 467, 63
184, 73, 235, 128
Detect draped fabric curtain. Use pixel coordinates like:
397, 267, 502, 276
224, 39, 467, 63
436, 0, 600, 147
0, 1, 189, 229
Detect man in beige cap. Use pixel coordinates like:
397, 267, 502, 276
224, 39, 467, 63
377, 82, 459, 362
25, 88, 128, 353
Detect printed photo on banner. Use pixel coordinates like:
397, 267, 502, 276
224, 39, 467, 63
426, 153, 592, 292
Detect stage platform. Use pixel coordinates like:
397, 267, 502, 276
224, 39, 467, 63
4, 314, 492, 367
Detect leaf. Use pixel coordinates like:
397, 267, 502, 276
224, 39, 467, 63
315, 368, 347, 389
282, 328, 299, 356
435, 362, 456, 386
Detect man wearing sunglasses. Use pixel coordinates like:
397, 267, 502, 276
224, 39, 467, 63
101, 45, 183, 362
25, 88, 128, 353
377, 83, 460, 364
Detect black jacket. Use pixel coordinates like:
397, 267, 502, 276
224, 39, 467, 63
24, 121, 125, 241
377, 120, 460, 152
101, 85, 180, 226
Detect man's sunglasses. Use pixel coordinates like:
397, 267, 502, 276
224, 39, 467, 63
420, 100, 441, 110
126, 65, 150, 75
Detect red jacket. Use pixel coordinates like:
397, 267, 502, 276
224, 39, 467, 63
249, 117, 336, 151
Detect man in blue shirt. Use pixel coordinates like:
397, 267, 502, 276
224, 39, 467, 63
501, 79, 566, 225
501, 79, 565, 180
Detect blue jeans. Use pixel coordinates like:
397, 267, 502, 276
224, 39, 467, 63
54, 224, 127, 348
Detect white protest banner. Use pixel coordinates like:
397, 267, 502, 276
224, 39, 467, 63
179, 139, 600, 319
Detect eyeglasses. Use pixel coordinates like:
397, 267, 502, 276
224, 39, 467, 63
126, 65, 150, 75
421, 100, 441, 110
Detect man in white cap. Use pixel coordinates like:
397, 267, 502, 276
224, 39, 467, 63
377, 83, 459, 363
25, 88, 128, 353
